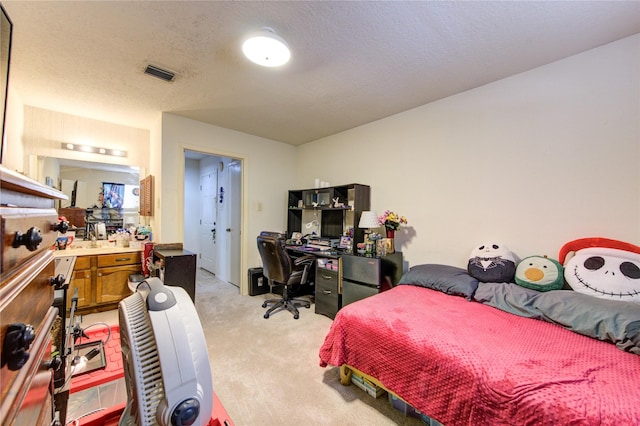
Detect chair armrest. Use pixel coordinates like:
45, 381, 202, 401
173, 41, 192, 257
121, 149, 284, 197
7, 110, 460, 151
293, 255, 316, 267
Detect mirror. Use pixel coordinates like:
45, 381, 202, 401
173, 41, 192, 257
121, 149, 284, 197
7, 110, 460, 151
0, 4, 11, 164
42, 157, 141, 239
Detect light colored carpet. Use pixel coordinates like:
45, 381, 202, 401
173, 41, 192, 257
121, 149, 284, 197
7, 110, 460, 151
81, 269, 424, 425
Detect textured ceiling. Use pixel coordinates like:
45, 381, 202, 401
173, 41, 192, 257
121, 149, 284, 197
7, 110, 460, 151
3, 1, 639, 146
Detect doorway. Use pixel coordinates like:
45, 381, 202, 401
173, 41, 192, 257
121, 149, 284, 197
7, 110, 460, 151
184, 150, 242, 287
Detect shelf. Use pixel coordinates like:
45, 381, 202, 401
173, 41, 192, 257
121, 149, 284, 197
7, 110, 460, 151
286, 183, 370, 253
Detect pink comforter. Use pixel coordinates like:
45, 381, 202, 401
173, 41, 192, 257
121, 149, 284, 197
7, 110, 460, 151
319, 285, 640, 425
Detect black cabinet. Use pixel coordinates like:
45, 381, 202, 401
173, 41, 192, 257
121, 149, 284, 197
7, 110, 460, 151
341, 252, 403, 308
154, 249, 197, 302
315, 259, 341, 319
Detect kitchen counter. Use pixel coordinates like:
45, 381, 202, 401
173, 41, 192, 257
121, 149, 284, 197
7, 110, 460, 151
53, 246, 143, 257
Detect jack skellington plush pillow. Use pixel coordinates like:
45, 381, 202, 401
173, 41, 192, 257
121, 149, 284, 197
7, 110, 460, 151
559, 237, 640, 303
467, 242, 517, 283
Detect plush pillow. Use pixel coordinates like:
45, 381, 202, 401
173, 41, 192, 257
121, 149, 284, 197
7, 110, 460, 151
559, 237, 640, 303
514, 255, 564, 292
474, 282, 640, 354
398, 264, 479, 300
467, 242, 516, 283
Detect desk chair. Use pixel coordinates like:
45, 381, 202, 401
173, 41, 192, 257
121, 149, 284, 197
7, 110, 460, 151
257, 233, 315, 319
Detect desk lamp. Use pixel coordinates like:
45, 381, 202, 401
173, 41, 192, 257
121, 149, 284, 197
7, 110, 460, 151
358, 211, 379, 253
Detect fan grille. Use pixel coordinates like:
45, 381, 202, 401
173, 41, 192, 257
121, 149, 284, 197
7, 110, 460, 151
119, 293, 164, 426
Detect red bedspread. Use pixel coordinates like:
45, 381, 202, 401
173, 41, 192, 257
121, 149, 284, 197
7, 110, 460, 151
319, 285, 640, 425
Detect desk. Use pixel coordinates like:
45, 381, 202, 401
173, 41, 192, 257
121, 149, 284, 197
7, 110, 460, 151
281, 246, 339, 299
285, 247, 404, 319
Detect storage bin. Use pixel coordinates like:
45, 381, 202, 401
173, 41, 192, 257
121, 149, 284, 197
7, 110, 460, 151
388, 394, 443, 425
350, 371, 385, 398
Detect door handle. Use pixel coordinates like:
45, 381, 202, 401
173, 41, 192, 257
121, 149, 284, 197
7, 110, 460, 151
226, 228, 231, 232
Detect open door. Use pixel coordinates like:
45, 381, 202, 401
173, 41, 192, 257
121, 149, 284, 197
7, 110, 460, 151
227, 161, 241, 286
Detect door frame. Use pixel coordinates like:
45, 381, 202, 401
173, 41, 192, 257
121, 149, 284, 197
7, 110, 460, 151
181, 145, 247, 295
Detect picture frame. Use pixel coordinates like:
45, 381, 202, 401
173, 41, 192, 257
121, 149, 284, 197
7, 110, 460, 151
338, 235, 352, 250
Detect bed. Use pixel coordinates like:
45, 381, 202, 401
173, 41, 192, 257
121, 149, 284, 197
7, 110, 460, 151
319, 264, 640, 425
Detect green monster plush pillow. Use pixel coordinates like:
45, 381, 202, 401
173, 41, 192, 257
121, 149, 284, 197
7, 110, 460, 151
515, 255, 564, 292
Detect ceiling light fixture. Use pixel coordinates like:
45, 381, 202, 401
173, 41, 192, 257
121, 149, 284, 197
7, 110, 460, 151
61, 142, 127, 158
242, 27, 290, 67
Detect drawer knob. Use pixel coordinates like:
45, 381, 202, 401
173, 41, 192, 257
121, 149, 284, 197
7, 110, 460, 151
50, 274, 67, 290
46, 355, 63, 371
53, 220, 69, 234
12, 226, 43, 251
1, 323, 35, 371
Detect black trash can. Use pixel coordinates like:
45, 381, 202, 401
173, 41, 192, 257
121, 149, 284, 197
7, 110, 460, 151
248, 267, 269, 296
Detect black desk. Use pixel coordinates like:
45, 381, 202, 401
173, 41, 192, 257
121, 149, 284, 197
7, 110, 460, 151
154, 249, 197, 302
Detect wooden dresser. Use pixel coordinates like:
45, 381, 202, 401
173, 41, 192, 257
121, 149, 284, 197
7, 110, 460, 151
1, 166, 67, 425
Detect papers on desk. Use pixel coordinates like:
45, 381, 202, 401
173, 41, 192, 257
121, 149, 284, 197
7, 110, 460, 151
305, 243, 332, 251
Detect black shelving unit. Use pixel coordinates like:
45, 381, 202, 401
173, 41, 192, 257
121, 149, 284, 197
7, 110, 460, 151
286, 183, 370, 253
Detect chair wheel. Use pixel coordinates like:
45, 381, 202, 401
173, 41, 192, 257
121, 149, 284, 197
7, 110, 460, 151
262, 302, 267, 308
264, 313, 270, 319
294, 314, 299, 319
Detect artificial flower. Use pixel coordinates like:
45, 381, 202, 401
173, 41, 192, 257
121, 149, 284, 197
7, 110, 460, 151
378, 210, 408, 231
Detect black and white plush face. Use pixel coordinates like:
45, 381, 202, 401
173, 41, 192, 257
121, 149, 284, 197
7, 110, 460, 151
565, 247, 640, 303
469, 243, 515, 270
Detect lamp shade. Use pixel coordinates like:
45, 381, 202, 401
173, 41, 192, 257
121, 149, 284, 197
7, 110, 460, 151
358, 211, 379, 229
242, 27, 290, 67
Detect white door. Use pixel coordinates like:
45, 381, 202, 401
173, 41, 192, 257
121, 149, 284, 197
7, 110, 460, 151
199, 171, 217, 274
227, 161, 242, 286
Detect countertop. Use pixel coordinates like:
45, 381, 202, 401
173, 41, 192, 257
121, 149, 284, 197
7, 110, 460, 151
53, 246, 143, 257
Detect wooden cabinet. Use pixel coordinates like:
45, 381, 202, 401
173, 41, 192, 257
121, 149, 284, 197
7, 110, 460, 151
0, 165, 66, 425
139, 175, 153, 216
153, 249, 196, 302
287, 184, 370, 253
67, 256, 91, 308
66, 251, 142, 315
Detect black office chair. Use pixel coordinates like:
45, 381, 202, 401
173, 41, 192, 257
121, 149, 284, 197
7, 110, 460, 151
257, 233, 315, 319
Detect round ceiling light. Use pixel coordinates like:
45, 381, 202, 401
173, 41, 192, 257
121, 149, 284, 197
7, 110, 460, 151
242, 27, 290, 67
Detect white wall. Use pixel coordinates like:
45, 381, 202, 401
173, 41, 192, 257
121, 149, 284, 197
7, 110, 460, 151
159, 113, 297, 293
184, 158, 201, 257
21, 106, 150, 183
297, 35, 640, 270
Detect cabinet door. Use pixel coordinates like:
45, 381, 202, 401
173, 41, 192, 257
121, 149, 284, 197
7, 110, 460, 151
96, 264, 141, 304
67, 269, 91, 308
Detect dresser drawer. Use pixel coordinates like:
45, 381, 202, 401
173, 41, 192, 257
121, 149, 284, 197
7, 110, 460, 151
73, 256, 92, 270
0, 252, 56, 420
97, 251, 141, 267
3, 308, 56, 426
1, 207, 59, 277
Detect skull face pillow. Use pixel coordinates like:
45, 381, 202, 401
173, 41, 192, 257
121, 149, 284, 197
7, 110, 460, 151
559, 238, 640, 303
467, 242, 517, 283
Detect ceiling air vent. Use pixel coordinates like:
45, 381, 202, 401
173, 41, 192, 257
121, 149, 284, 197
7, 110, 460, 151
144, 64, 176, 82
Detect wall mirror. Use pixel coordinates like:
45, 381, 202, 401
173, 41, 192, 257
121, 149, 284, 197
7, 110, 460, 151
42, 157, 141, 238
0, 4, 12, 163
